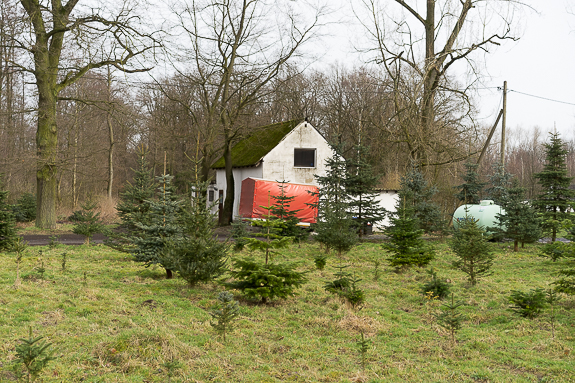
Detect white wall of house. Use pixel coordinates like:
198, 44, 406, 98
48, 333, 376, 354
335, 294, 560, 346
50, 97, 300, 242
374, 190, 399, 230
262, 122, 333, 185
213, 166, 263, 217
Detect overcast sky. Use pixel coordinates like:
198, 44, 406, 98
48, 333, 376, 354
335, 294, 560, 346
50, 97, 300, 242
313, 1, 575, 140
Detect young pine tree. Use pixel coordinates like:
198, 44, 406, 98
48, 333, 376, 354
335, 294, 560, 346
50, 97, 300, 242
165, 181, 228, 286
533, 132, 575, 242
270, 180, 308, 243
313, 146, 358, 256
454, 162, 486, 205
400, 161, 446, 234
495, 179, 541, 251
383, 198, 434, 270
71, 199, 104, 245
345, 144, 386, 237
109, 149, 156, 251
450, 216, 494, 285
485, 162, 513, 206
133, 174, 182, 279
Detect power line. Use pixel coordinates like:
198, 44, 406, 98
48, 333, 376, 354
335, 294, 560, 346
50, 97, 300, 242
506, 89, 575, 107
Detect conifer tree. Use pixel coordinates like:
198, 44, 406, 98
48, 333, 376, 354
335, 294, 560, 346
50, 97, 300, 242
71, 199, 104, 245
165, 180, 228, 286
400, 161, 446, 234
455, 162, 486, 205
383, 198, 434, 269
345, 145, 386, 237
450, 216, 494, 285
533, 132, 575, 242
117, 150, 156, 231
270, 180, 307, 243
133, 174, 182, 279
0, 183, 17, 251
313, 146, 358, 255
485, 162, 513, 205
495, 179, 542, 251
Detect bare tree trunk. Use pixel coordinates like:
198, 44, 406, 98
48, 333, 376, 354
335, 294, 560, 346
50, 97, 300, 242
106, 67, 115, 199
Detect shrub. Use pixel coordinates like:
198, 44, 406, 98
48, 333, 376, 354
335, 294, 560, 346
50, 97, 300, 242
324, 265, 365, 309
231, 219, 250, 252
313, 254, 327, 270
13, 326, 56, 382
509, 288, 547, 319
434, 293, 464, 345
12, 193, 36, 222
224, 259, 306, 303
420, 268, 451, 300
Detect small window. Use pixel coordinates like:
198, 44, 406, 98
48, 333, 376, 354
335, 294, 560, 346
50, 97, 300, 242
208, 190, 215, 202
294, 148, 316, 167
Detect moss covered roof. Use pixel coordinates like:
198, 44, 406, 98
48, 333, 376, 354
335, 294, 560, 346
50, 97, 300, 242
211, 119, 302, 169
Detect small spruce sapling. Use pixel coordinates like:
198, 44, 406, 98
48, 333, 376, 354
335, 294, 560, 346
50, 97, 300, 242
231, 219, 250, 252
72, 199, 104, 245
546, 289, 560, 339
14, 326, 56, 383
313, 253, 327, 270
356, 331, 370, 371
508, 288, 547, 319
61, 252, 67, 272
435, 293, 464, 345
420, 268, 450, 300
247, 193, 292, 264
209, 291, 240, 342
450, 216, 494, 286
160, 358, 183, 383
11, 237, 28, 288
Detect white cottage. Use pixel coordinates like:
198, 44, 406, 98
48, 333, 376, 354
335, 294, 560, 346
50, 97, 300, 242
210, 119, 335, 220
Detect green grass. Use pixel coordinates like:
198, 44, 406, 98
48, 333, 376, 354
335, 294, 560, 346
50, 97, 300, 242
0, 240, 574, 382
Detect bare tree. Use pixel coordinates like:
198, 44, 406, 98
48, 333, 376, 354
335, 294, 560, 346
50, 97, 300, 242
358, 0, 525, 167
169, 0, 325, 225
9, 0, 159, 228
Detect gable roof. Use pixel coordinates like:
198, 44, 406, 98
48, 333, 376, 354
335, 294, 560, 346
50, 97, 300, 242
212, 119, 303, 169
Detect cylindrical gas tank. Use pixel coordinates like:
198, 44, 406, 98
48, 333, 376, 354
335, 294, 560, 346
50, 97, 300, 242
453, 200, 505, 232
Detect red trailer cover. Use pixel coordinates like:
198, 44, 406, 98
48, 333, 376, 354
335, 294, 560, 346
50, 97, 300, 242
239, 178, 319, 223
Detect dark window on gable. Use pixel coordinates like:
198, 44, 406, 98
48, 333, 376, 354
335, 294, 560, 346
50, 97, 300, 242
294, 148, 316, 167
208, 190, 215, 202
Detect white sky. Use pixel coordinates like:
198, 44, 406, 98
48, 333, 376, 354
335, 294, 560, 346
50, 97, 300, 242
311, 1, 575, 140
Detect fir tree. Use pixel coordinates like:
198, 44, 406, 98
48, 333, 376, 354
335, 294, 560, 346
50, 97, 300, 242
450, 216, 494, 285
0, 183, 17, 251
209, 291, 240, 342
165, 181, 228, 286
133, 174, 182, 279
400, 161, 446, 234
345, 145, 386, 237
485, 162, 513, 206
434, 293, 464, 345
71, 199, 104, 245
533, 132, 575, 242
455, 162, 486, 205
383, 198, 434, 269
109, 149, 156, 251
495, 179, 542, 251
313, 145, 358, 255
270, 180, 308, 243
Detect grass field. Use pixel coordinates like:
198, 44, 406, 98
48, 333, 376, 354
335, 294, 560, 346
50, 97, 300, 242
0, 239, 574, 382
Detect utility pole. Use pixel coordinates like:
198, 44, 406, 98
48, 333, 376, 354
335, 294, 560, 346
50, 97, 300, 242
500, 81, 507, 166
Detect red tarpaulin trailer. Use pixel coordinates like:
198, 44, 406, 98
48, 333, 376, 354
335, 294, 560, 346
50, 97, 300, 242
239, 178, 319, 223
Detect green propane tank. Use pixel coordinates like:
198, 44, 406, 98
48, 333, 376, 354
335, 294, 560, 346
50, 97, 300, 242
453, 200, 506, 233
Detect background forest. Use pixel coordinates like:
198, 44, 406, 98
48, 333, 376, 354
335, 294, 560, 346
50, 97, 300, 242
0, 0, 573, 222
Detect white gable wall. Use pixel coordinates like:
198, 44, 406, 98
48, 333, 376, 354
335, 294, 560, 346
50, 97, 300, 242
262, 122, 333, 184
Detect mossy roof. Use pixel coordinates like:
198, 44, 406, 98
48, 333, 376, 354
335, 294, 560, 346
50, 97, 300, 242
211, 119, 303, 169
